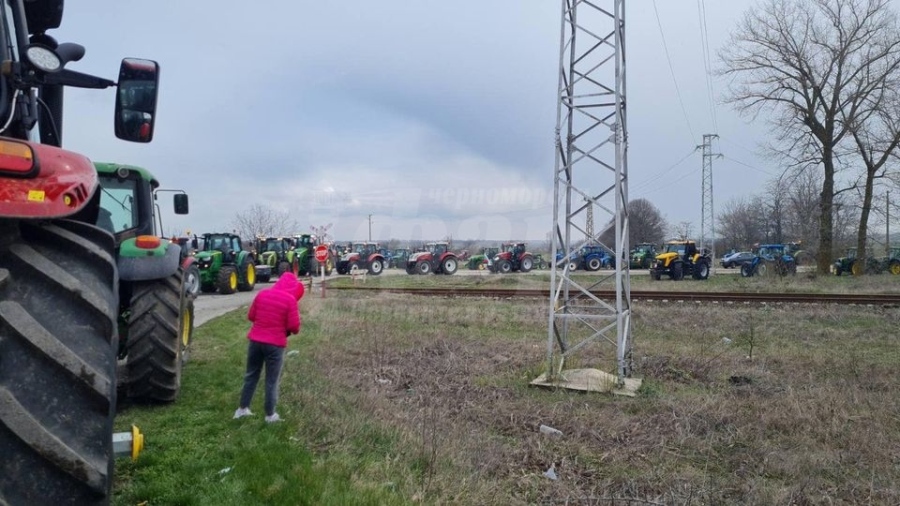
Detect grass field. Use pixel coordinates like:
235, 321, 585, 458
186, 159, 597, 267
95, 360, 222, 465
112, 273, 900, 505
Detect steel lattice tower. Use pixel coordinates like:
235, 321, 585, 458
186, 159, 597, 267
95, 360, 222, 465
541, 0, 632, 389
699, 134, 720, 265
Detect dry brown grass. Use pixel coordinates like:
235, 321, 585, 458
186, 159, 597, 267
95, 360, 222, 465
287, 291, 900, 504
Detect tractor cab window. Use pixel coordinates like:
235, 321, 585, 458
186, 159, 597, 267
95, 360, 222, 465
231, 237, 241, 251
266, 239, 283, 253
97, 177, 138, 234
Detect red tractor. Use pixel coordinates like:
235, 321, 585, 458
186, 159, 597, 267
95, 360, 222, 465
336, 242, 386, 275
407, 241, 459, 275
489, 242, 535, 273
0, 2, 166, 503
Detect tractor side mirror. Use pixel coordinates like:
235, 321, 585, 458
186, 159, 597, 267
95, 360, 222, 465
174, 193, 189, 214
191, 237, 199, 250
115, 58, 160, 143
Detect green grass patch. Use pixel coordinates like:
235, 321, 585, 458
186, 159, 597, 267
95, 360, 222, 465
115, 289, 900, 504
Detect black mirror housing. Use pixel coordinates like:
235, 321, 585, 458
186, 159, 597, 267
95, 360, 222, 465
174, 193, 189, 215
115, 58, 160, 143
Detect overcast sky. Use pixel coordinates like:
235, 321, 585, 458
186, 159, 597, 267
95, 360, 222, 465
56, 0, 778, 243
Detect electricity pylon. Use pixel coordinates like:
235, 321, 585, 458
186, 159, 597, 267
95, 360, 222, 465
541, 0, 634, 391
699, 134, 721, 265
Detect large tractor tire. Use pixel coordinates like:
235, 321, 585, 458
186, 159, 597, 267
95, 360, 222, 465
520, 256, 533, 273
276, 261, 291, 277
692, 260, 710, 280
0, 219, 118, 505
741, 263, 755, 277
406, 264, 417, 275
125, 269, 191, 402
238, 260, 256, 292
890, 260, 900, 275
184, 264, 201, 298
498, 259, 513, 274
670, 262, 684, 281
442, 257, 458, 275
324, 256, 335, 276
416, 260, 432, 275
586, 257, 602, 271
217, 266, 238, 294
369, 259, 383, 275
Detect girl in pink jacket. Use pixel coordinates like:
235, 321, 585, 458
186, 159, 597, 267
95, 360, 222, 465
234, 272, 305, 422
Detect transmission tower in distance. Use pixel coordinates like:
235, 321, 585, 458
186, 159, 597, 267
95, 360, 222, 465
534, 0, 639, 395
698, 134, 721, 267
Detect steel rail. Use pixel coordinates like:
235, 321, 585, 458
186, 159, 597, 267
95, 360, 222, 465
324, 286, 900, 305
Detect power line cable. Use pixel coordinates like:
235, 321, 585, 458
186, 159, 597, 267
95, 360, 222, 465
652, 0, 697, 144
631, 148, 699, 196
696, 0, 719, 132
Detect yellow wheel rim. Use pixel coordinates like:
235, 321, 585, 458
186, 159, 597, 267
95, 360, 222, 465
247, 264, 256, 285
891, 263, 900, 275
229, 271, 238, 290
181, 308, 192, 347
852, 261, 863, 276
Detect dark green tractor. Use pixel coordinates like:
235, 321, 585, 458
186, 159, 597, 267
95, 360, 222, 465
467, 247, 499, 270
629, 243, 657, 269
254, 236, 299, 282
94, 162, 195, 403
295, 233, 334, 275
195, 233, 257, 294
832, 247, 883, 276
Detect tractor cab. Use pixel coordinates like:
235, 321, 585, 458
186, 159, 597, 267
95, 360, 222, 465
489, 242, 535, 273
337, 242, 385, 275
407, 241, 459, 275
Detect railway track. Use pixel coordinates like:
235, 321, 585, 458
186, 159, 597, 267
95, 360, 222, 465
326, 286, 900, 305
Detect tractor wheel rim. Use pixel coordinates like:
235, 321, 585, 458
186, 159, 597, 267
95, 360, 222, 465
230, 272, 238, 290
892, 264, 900, 275
182, 310, 192, 347
248, 265, 256, 284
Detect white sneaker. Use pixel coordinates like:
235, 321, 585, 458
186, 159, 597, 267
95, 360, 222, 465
233, 407, 253, 419
265, 413, 282, 423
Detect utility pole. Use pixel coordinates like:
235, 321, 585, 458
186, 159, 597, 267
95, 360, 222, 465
698, 134, 722, 271
368, 214, 372, 242
887, 191, 891, 254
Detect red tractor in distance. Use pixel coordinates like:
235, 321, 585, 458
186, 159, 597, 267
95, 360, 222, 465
407, 241, 459, 275
489, 242, 535, 273
336, 242, 386, 275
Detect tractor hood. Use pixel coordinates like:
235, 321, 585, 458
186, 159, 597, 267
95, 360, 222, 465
0, 140, 98, 218
655, 252, 679, 263
409, 251, 431, 262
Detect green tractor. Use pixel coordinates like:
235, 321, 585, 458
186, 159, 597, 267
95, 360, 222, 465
831, 247, 883, 276
629, 243, 657, 269
94, 162, 195, 404
881, 247, 900, 275
467, 247, 499, 270
194, 233, 257, 294
254, 236, 299, 282
295, 233, 335, 275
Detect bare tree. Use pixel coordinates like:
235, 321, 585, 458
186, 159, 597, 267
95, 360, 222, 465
598, 199, 667, 247
231, 204, 299, 242
718, 196, 764, 249
672, 221, 694, 241
844, 79, 900, 271
721, 0, 900, 273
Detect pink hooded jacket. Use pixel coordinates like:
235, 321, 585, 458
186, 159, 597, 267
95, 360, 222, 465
246, 273, 305, 347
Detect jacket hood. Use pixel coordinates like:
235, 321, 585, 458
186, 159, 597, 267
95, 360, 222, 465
273, 273, 304, 301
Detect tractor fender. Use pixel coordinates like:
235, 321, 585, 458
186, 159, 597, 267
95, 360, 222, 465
119, 242, 182, 281
236, 250, 254, 266
180, 254, 196, 271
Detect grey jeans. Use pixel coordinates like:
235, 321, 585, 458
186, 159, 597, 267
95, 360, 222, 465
239, 340, 285, 416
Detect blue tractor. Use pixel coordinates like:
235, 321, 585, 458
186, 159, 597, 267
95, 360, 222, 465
741, 244, 797, 277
